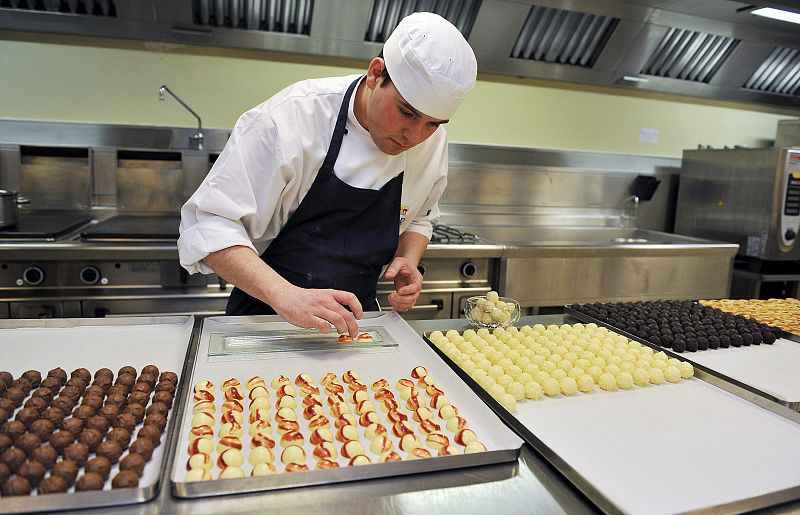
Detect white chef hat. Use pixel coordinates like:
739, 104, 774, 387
383, 12, 477, 120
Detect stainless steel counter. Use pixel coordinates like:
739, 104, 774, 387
50, 315, 800, 515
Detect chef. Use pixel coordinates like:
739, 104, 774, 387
178, 12, 477, 336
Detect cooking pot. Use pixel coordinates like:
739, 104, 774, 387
0, 191, 29, 229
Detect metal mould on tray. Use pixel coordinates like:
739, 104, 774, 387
208, 328, 396, 357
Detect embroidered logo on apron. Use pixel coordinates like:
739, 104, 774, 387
399, 205, 409, 226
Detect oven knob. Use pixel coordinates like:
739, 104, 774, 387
461, 262, 478, 278
22, 266, 45, 286
79, 266, 101, 285
786, 228, 797, 241
417, 264, 427, 276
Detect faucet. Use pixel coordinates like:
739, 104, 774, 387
620, 195, 639, 228
158, 85, 204, 150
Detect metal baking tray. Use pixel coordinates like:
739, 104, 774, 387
564, 305, 800, 416
171, 312, 523, 498
423, 324, 800, 514
207, 327, 396, 357
0, 316, 195, 514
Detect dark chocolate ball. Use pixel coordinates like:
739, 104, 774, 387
141, 365, 159, 378
99, 404, 121, 422
86, 415, 110, 434
31, 386, 53, 401
112, 469, 140, 489
105, 393, 126, 406
30, 419, 55, 440
2, 420, 27, 440
1, 476, 31, 496
5, 387, 25, 406
22, 370, 42, 387
106, 427, 132, 448
127, 391, 150, 406
137, 424, 162, 446
48, 430, 75, 454
24, 396, 48, 413
129, 438, 154, 461
0, 398, 15, 413
14, 432, 41, 456
72, 405, 96, 420
144, 413, 167, 432
138, 373, 157, 387
1, 447, 26, 472
154, 381, 176, 394
145, 402, 169, 418
57, 387, 81, 402
79, 428, 104, 452
0, 434, 11, 453
159, 371, 178, 384
118, 366, 137, 377
94, 368, 114, 380
686, 339, 698, 352
764, 331, 777, 345
95, 440, 123, 463
106, 385, 129, 398
51, 396, 74, 411
42, 407, 66, 426
0, 371, 13, 387
46, 367, 67, 383
75, 472, 105, 491
123, 403, 145, 424
113, 413, 137, 432
37, 475, 68, 494
17, 460, 46, 487
0, 407, 8, 424
84, 385, 106, 399
115, 374, 136, 387
64, 377, 86, 391
84, 455, 112, 480
751, 332, 763, 345
80, 395, 104, 410
11, 378, 32, 393
50, 459, 79, 485
91, 375, 112, 389
60, 417, 85, 436
64, 442, 89, 467
15, 408, 40, 428
119, 452, 146, 476
40, 377, 61, 390
152, 391, 174, 408
30, 444, 58, 468
708, 336, 720, 349
741, 332, 753, 346
132, 382, 151, 395
70, 368, 91, 383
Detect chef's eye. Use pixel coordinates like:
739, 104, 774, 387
399, 108, 414, 118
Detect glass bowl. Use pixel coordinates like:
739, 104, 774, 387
464, 295, 521, 329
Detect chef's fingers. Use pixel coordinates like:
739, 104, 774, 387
316, 308, 352, 336
332, 290, 363, 320
383, 258, 412, 280
396, 280, 422, 296
323, 301, 359, 337
308, 315, 334, 334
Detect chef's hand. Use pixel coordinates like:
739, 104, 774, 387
271, 286, 362, 337
384, 257, 423, 312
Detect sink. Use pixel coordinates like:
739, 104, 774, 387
447, 226, 712, 247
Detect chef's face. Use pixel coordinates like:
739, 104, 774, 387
362, 59, 448, 156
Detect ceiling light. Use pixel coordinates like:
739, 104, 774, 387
752, 7, 800, 24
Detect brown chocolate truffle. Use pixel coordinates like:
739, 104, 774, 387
41, 377, 61, 390
0, 397, 15, 413
84, 385, 106, 399
21, 370, 42, 387
115, 374, 136, 387
122, 403, 145, 424
51, 396, 74, 412
137, 424, 161, 446
141, 365, 159, 377
159, 371, 178, 384
79, 428, 103, 452
30, 444, 58, 468
75, 472, 105, 491
0, 462, 9, 483
48, 430, 75, 454
106, 427, 131, 448
60, 417, 85, 436
70, 368, 91, 383
129, 438, 154, 461
112, 469, 139, 489
30, 386, 52, 400
72, 405, 96, 421
106, 385, 129, 398
50, 459, 79, 485
0, 371, 13, 387
37, 474, 68, 494
15, 407, 40, 428
131, 382, 152, 395
30, 418, 55, 440
95, 440, 123, 463
5, 387, 25, 406
118, 366, 137, 377
104, 393, 126, 406
127, 391, 150, 406
144, 413, 167, 432
80, 396, 104, 411
42, 407, 66, 426
91, 375, 112, 389
46, 367, 67, 383
94, 368, 114, 379
152, 391, 174, 408
18, 460, 46, 487
0, 434, 11, 453
0, 407, 8, 425
113, 413, 137, 432
154, 381, 176, 394
1, 447, 26, 472
138, 373, 157, 387
84, 455, 112, 480
2, 420, 27, 440
60, 385, 83, 400
64, 442, 89, 467
145, 402, 169, 418
11, 378, 32, 393
86, 415, 110, 434
14, 432, 41, 456
24, 396, 48, 413
119, 452, 146, 476
1, 476, 31, 496
0, 381, 4, 396
99, 404, 121, 422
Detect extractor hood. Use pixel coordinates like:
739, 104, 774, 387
1, 0, 799, 109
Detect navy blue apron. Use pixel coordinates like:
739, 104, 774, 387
226, 77, 404, 316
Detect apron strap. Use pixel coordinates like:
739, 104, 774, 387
320, 76, 362, 173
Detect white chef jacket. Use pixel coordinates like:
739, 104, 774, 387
178, 74, 449, 275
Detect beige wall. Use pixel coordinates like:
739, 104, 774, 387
0, 37, 795, 157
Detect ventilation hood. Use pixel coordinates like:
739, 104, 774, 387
1, 0, 799, 109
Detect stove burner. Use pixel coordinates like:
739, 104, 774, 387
430, 224, 480, 244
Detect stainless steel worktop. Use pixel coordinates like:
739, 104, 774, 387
49, 315, 800, 515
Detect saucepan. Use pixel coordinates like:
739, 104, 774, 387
0, 190, 30, 229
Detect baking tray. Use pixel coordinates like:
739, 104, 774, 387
0, 316, 195, 514
207, 327, 396, 357
423, 325, 800, 515
171, 312, 523, 498
565, 305, 800, 416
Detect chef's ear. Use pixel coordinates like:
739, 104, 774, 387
365, 57, 386, 89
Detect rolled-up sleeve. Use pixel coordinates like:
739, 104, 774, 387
178, 110, 293, 274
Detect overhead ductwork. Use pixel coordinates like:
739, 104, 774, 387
1, 0, 799, 109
